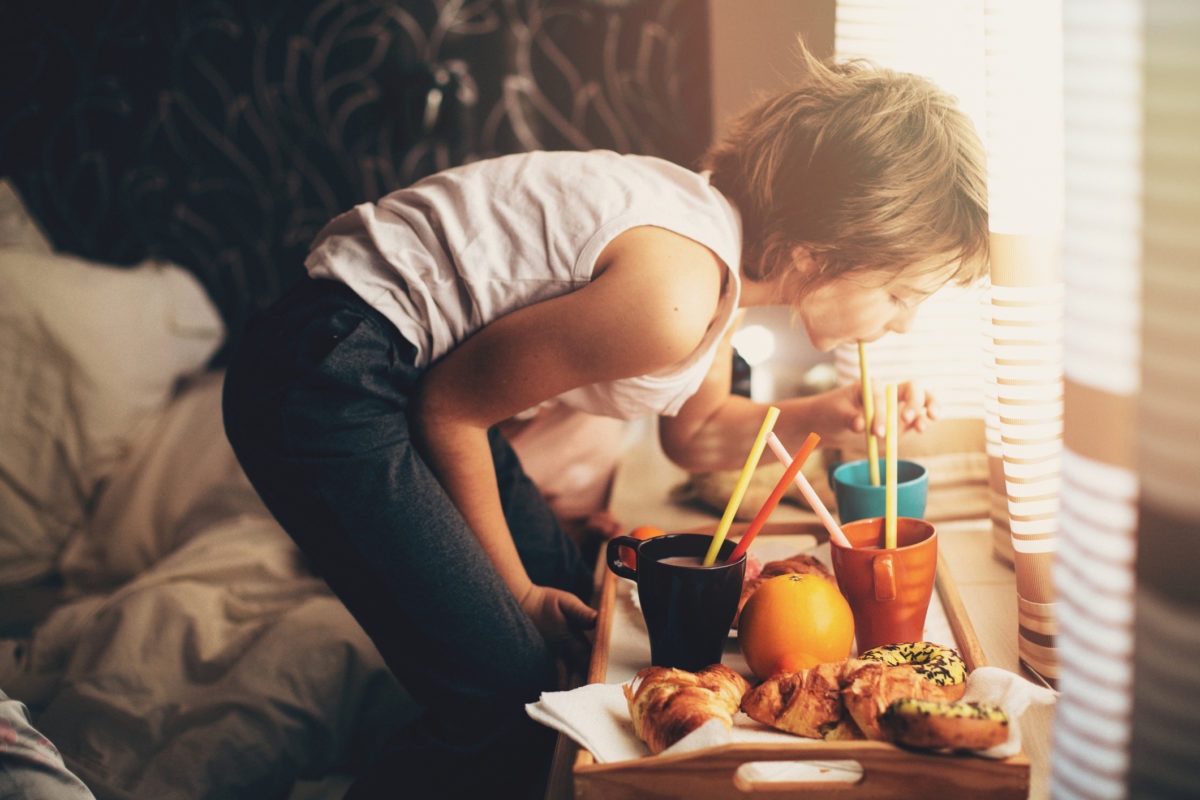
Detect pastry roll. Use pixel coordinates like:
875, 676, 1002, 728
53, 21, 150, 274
623, 664, 750, 754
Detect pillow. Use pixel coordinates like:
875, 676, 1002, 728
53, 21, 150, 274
0, 224, 224, 585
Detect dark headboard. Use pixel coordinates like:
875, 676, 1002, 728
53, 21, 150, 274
1, 0, 711, 357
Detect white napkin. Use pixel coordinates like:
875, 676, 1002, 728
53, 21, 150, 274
525, 683, 648, 763
961, 665, 1058, 758
526, 666, 1056, 762
526, 683, 789, 762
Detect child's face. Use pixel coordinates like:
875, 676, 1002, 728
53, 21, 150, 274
796, 255, 957, 352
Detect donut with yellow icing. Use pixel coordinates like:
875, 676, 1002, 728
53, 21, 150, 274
878, 697, 1009, 751
858, 641, 967, 689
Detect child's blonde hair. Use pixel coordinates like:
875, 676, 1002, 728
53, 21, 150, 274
702, 41, 989, 292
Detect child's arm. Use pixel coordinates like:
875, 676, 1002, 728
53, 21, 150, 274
410, 227, 726, 647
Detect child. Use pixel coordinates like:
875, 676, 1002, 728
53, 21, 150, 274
222, 41, 987, 800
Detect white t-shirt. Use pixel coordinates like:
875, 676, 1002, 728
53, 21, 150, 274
305, 150, 743, 419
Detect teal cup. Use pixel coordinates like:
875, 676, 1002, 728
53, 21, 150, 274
831, 459, 928, 524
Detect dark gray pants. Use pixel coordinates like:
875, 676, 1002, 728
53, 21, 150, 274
222, 278, 591, 798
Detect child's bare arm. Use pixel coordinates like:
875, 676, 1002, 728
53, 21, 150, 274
410, 227, 724, 646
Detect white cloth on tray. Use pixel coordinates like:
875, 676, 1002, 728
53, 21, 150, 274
526, 665, 1056, 763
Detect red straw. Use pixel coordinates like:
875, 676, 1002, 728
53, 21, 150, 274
727, 432, 821, 564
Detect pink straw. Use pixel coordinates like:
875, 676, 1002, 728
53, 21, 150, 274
727, 432, 820, 564
766, 433, 854, 549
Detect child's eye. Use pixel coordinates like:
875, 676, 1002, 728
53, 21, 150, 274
890, 294, 909, 308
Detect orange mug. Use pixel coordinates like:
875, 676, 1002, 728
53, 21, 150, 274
829, 517, 937, 653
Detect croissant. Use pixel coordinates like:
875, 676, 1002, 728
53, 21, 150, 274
742, 656, 969, 742
623, 664, 751, 754
740, 659, 848, 739
742, 658, 1006, 751
757, 553, 834, 584
840, 659, 964, 740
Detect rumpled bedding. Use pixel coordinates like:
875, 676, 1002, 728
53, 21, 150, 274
16, 372, 413, 800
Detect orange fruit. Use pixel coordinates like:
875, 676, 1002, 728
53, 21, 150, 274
737, 573, 855, 679
619, 525, 668, 569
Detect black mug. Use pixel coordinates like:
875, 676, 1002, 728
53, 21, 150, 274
606, 533, 746, 672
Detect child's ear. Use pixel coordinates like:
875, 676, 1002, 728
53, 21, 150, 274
790, 246, 819, 276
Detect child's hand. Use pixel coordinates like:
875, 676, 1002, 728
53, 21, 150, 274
803, 381, 939, 439
860, 380, 939, 436
519, 584, 598, 672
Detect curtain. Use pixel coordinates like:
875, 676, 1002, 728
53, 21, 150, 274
1054, 1, 1142, 796
1129, 1, 1200, 795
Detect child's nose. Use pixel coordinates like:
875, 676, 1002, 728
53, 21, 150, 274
887, 305, 919, 334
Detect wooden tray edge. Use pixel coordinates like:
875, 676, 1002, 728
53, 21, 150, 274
573, 740, 1029, 800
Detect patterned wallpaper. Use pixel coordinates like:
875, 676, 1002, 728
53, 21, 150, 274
0, 0, 711, 353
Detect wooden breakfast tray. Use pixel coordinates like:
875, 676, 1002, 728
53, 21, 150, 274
564, 522, 1031, 800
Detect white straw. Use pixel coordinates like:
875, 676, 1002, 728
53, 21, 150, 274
767, 433, 853, 548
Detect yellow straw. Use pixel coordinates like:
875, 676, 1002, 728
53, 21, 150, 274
858, 342, 880, 486
885, 383, 898, 549
702, 405, 780, 565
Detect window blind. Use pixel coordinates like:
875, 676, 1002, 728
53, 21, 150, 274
836, 0, 1066, 683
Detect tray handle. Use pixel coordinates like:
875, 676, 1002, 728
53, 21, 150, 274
573, 741, 1029, 800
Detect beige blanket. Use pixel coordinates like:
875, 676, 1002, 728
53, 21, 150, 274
21, 372, 413, 800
